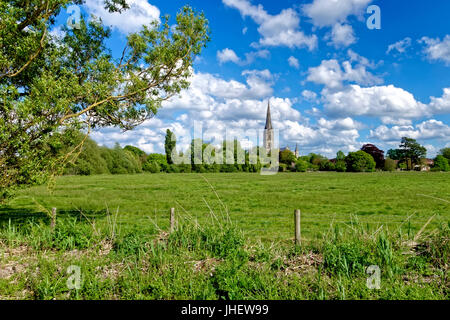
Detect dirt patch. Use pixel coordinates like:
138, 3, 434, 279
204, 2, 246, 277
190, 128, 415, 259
183, 258, 221, 276
0, 245, 34, 280
95, 262, 126, 281
279, 252, 323, 276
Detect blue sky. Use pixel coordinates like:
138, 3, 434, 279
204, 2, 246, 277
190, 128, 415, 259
56, 0, 450, 158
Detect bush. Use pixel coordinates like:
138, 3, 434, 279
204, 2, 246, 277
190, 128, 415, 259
144, 161, 160, 173
144, 154, 167, 172
309, 153, 326, 166
295, 160, 309, 172
168, 164, 181, 173
319, 160, 335, 171
177, 164, 192, 173
279, 149, 296, 165
384, 158, 397, 171
433, 155, 449, 172
62, 134, 110, 176
345, 151, 376, 172
335, 160, 347, 172
103, 144, 142, 174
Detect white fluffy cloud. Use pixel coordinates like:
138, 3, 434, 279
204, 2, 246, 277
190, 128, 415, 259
217, 48, 270, 65
322, 84, 428, 122
302, 0, 371, 48
429, 88, 450, 114
370, 120, 450, 142
321, 83, 450, 124
217, 48, 241, 64
302, 90, 318, 103
223, 0, 317, 50
306, 58, 382, 89
327, 23, 357, 48
282, 117, 361, 155
84, 0, 160, 34
386, 37, 412, 55
303, 0, 372, 27
419, 35, 450, 66
288, 56, 300, 69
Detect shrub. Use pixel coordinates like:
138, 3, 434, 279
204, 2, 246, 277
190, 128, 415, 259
335, 160, 347, 172
279, 149, 296, 165
177, 164, 192, 173
168, 164, 181, 173
345, 151, 376, 172
433, 155, 449, 172
144, 161, 160, 173
384, 158, 397, 171
62, 134, 110, 176
104, 144, 142, 174
319, 160, 335, 171
144, 154, 168, 172
295, 160, 309, 172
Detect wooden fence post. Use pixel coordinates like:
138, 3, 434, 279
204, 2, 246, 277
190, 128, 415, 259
294, 209, 301, 246
170, 207, 175, 233
51, 207, 57, 230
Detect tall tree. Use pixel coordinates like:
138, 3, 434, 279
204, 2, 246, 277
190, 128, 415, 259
165, 129, 176, 165
439, 148, 450, 161
387, 149, 404, 160
336, 150, 346, 161
361, 144, 385, 169
399, 137, 427, 170
279, 149, 296, 165
0, 1, 210, 200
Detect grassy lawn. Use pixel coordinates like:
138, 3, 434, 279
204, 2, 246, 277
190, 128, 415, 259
4, 171, 450, 241
0, 172, 449, 299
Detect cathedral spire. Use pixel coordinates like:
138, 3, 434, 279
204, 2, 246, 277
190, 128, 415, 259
263, 100, 274, 152
265, 100, 273, 130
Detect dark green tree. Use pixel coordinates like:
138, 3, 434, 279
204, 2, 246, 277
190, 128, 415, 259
399, 137, 427, 170
335, 160, 347, 172
335, 150, 347, 172
433, 155, 449, 172
295, 159, 309, 172
439, 148, 450, 161
383, 158, 397, 172
386, 149, 404, 161
164, 129, 177, 165
124, 145, 147, 165
319, 160, 335, 171
336, 150, 346, 161
279, 149, 296, 165
345, 151, 376, 172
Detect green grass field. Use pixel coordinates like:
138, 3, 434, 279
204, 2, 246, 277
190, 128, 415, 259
4, 172, 450, 241
0, 172, 449, 299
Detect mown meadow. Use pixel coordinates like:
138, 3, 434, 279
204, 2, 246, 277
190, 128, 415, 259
0, 172, 449, 299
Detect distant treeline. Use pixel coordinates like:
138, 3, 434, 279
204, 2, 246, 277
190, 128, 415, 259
62, 131, 450, 175
61, 131, 264, 175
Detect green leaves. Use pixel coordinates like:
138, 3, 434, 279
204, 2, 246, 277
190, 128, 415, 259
1, 1, 210, 200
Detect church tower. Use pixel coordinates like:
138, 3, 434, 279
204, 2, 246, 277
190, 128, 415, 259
264, 100, 274, 153
295, 143, 299, 158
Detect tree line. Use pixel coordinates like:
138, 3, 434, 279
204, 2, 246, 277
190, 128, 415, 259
60, 130, 450, 175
